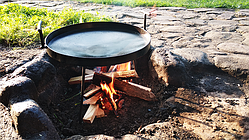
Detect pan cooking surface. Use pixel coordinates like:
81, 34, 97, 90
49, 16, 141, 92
48, 30, 147, 58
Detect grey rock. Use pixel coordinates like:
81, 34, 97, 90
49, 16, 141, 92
216, 12, 234, 20
205, 31, 243, 44
214, 55, 249, 80
184, 19, 207, 26
11, 55, 56, 87
237, 26, 249, 33
172, 36, 194, 48
208, 20, 238, 26
217, 43, 249, 55
10, 99, 60, 140
221, 25, 237, 32
155, 16, 181, 21
243, 38, 249, 46
149, 47, 189, 87
171, 48, 211, 70
0, 76, 38, 106
239, 21, 249, 26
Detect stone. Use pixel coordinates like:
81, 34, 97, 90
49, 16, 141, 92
0, 76, 38, 106
10, 99, 60, 139
205, 31, 243, 44
184, 19, 207, 26
239, 21, 249, 26
155, 16, 181, 21
243, 38, 249, 46
208, 20, 238, 26
11, 54, 56, 88
221, 25, 237, 32
149, 47, 189, 87
172, 36, 194, 48
216, 12, 234, 20
214, 55, 249, 80
217, 43, 249, 55
171, 48, 211, 70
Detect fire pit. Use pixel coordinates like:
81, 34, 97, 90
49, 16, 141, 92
38, 20, 151, 122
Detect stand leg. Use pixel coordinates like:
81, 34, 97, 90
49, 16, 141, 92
79, 67, 86, 123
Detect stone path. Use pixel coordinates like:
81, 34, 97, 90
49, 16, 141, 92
1, 0, 249, 139
1, 0, 249, 81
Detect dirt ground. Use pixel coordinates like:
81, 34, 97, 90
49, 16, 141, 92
39, 61, 249, 140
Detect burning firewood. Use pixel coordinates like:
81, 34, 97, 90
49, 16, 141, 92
93, 72, 157, 101
95, 107, 105, 118
68, 70, 138, 85
83, 92, 103, 105
83, 86, 101, 98
83, 104, 99, 123
128, 82, 151, 92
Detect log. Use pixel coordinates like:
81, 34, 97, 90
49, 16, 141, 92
96, 107, 105, 118
83, 104, 99, 123
68, 70, 138, 84
83, 92, 103, 104
104, 70, 138, 78
93, 73, 157, 101
68, 74, 93, 85
128, 82, 151, 92
83, 86, 101, 98
85, 69, 94, 75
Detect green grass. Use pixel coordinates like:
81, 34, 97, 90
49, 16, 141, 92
79, 0, 249, 9
0, 3, 112, 47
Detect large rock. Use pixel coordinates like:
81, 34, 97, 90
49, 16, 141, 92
10, 99, 60, 140
205, 31, 243, 45
217, 43, 249, 55
11, 52, 56, 88
0, 76, 38, 106
149, 47, 189, 87
214, 55, 249, 80
171, 48, 211, 71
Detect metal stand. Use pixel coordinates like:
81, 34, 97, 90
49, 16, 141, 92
79, 67, 86, 123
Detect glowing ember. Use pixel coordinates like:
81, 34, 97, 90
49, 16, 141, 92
100, 74, 119, 110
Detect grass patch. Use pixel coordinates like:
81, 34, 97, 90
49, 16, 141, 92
0, 3, 112, 47
78, 0, 249, 9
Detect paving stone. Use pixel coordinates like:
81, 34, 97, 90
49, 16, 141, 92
155, 16, 181, 21
214, 55, 249, 80
217, 43, 249, 55
208, 20, 238, 26
216, 12, 234, 20
205, 31, 244, 44
193, 8, 216, 13
184, 19, 207, 26
171, 48, 211, 69
237, 26, 249, 33
239, 21, 249, 26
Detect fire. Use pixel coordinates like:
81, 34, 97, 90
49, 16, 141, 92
98, 61, 131, 111
100, 74, 118, 110
116, 61, 131, 71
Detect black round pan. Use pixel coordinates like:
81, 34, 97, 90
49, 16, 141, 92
44, 22, 151, 66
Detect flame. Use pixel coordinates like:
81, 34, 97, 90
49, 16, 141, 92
100, 74, 118, 110
116, 61, 131, 71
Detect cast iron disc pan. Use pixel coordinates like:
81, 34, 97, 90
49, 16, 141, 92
45, 22, 151, 66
